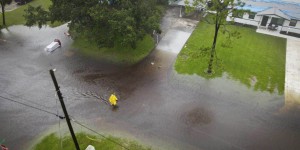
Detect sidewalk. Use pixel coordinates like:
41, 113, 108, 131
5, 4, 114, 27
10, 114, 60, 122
285, 38, 300, 109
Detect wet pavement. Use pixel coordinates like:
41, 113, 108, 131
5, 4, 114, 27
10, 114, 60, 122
284, 39, 300, 110
1, 7, 300, 150
157, 29, 193, 53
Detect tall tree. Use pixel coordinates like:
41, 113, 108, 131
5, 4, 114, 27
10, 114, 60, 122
185, 0, 245, 74
24, 0, 164, 48
0, 0, 12, 26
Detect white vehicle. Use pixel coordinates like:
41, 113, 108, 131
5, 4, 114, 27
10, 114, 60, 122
44, 39, 61, 52
85, 145, 95, 150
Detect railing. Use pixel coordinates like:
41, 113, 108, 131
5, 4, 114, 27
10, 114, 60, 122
281, 26, 300, 34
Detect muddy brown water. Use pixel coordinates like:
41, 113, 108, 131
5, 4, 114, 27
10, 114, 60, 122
1, 7, 300, 150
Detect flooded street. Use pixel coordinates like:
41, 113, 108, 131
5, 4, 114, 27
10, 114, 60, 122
1, 7, 300, 150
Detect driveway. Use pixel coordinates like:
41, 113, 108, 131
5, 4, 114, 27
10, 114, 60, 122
284, 38, 300, 110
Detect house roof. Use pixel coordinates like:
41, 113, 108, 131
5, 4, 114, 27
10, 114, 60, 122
249, 0, 300, 7
257, 7, 291, 20
241, 0, 300, 20
282, 10, 300, 20
237, 5, 270, 13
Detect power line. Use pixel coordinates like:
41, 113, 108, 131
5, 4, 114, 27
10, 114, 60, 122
70, 118, 130, 150
0, 95, 65, 119
0, 95, 130, 149
0, 90, 53, 109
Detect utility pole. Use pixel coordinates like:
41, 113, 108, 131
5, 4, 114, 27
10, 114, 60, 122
49, 69, 80, 150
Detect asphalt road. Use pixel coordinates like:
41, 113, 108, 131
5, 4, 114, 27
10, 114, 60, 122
1, 7, 300, 150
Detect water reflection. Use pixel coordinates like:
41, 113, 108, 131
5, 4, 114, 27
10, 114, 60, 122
176, 54, 285, 95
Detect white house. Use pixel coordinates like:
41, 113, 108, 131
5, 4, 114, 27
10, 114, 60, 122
227, 0, 300, 36
171, 0, 206, 17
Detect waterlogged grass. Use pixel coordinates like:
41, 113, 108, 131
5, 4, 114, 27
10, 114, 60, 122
73, 35, 155, 65
0, 0, 62, 27
175, 21, 286, 94
33, 133, 150, 150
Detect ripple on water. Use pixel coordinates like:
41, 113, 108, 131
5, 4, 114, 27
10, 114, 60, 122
0, 76, 10, 91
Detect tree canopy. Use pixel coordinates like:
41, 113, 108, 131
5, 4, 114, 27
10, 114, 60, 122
24, 0, 165, 48
185, 0, 245, 74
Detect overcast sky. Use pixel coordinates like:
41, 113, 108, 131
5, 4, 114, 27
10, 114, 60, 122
269, 0, 300, 3
249, 0, 300, 3
283, 0, 300, 2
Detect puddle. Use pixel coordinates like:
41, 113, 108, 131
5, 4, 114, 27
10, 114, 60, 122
181, 107, 212, 126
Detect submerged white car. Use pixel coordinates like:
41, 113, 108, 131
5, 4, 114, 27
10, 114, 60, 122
44, 39, 61, 52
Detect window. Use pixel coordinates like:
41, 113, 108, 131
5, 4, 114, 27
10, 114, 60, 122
289, 19, 297, 27
270, 17, 284, 26
248, 12, 256, 19
277, 18, 284, 26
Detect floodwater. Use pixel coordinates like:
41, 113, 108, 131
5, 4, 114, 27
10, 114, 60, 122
1, 7, 300, 150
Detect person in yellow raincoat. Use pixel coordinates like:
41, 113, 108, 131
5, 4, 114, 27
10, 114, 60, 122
109, 93, 118, 106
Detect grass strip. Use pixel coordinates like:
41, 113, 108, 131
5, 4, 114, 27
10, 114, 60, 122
33, 133, 151, 150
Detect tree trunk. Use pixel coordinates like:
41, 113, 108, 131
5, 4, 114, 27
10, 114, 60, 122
1, 4, 5, 26
207, 18, 220, 74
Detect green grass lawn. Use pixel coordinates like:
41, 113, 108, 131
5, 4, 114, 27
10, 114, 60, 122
73, 35, 155, 65
0, 0, 62, 27
175, 21, 286, 94
33, 133, 150, 150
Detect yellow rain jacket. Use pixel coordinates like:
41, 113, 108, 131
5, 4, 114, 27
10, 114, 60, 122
109, 94, 118, 106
